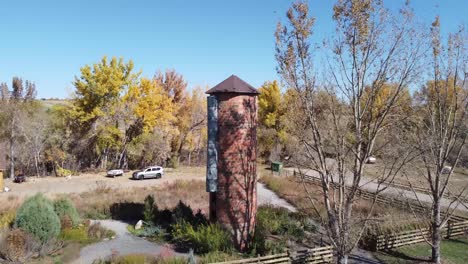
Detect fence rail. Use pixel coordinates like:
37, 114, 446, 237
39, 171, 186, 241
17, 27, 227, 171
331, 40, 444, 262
293, 170, 468, 251
293, 170, 468, 222
376, 220, 468, 250
211, 246, 334, 264
384, 181, 468, 204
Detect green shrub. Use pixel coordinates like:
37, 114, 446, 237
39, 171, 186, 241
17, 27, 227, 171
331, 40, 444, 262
199, 251, 239, 264
171, 221, 232, 254
15, 193, 61, 243
0, 211, 16, 229
168, 155, 179, 169
54, 197, 81, 227
56, 166, 72, 177
143, 195, 156, 224
256, 206, 306, 241
59, 226, 88, 242
140, 224, 165, 240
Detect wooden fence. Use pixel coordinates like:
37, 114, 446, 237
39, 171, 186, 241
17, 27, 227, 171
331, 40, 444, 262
384, 181, 468, 204
293, 171, 468, 222
293, 170, 468, 251
376, 220, 468, 250
211, 246, 334, 264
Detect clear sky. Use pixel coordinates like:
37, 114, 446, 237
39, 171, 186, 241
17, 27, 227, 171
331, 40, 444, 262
0, 0, 466, 99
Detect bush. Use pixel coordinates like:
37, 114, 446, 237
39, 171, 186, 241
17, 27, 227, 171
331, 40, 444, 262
0, 211, 16, 229
143, 195, 156, 224
256, 206, 306, 241
59, 226, 88, 242
54, 197, 81, 228
56, 166, 72, 177
87, 222, 115, 240
171, 220, 232, 254
15, 193, 61, 243
199, 251, 239, 264
0, 228, 39, 262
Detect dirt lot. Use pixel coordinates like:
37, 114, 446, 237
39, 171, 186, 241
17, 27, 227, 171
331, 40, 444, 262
0, 167, 206, 200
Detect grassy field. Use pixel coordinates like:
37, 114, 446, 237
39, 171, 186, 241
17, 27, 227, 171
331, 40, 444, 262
374, 236, 468, 264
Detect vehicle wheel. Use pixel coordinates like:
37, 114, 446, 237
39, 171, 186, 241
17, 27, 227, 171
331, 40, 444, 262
156, 173, 162, 179
113, 175, 116, 178
139, 175, 143, 180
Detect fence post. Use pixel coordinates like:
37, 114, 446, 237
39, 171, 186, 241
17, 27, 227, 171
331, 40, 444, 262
447, 221, 452, 239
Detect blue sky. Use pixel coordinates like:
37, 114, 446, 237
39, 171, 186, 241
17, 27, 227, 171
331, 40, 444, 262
0, 0, 466, 99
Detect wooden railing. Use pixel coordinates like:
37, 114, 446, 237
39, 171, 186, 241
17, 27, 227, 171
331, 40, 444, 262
293, 170, 468, 251
211, 246, 334, 264
384, 181, 468, 204
376, 220, 468, 250
293, 170, 468, 222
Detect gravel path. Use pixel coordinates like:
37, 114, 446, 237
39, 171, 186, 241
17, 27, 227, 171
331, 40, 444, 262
71, 184, 298, 264
257, 182, 297, 212
71, 185, 297, 264
72, 220, 183, 264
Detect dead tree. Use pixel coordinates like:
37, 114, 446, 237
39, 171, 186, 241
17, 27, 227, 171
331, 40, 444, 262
412, 17, 467, 264
275, 1, 424, 263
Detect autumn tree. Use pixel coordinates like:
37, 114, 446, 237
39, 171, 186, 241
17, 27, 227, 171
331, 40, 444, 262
69, 56, 139, 169
275, 1, 424, 263
182, 87, 207, 166
0, 78, 37, 178
122, 77, 175, 168
154, 69, 205, 167
411, 17, 467, 264
258, 80, 288, 161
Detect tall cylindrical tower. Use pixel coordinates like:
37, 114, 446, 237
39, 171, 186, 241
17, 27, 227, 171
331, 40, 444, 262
206, 75, 258, 250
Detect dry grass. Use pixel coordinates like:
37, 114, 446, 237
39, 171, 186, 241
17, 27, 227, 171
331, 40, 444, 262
259, 173, 423, 235
0, 195, 22, 213
71, 180, 208, 219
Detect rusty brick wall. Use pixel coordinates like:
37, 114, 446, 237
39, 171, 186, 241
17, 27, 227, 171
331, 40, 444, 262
213, 93, 257, 250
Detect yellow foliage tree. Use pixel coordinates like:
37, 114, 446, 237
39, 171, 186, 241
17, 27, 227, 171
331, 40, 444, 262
124, 78, 175, 133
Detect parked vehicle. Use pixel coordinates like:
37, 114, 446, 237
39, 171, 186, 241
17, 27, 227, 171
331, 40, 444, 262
367, 156, 377, 164
132, 166, 164, 180
14, 174, 26, 183
107, 169, 124, 177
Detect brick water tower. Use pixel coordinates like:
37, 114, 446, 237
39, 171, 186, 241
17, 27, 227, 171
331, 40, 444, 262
206, 75, 258, 250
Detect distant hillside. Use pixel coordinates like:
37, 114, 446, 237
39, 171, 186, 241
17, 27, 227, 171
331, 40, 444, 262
39, 98, 71, 109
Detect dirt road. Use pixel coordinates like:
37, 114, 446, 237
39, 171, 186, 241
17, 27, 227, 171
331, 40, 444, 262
0, 167, 206, 199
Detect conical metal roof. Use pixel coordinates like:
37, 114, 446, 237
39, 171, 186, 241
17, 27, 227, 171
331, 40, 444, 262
206, 75, 259, 95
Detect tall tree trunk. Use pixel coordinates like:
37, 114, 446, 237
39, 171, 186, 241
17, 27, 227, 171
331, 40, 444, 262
34, 153, 40, 177
9, 136, 14, 179
431, 197, 442, 264
337, 254, 348, 264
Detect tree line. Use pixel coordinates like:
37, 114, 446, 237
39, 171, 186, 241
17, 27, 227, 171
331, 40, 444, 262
0, 57, 207, 177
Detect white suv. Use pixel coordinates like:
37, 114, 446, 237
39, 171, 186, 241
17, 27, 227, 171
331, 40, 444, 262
132, 166, 164, 180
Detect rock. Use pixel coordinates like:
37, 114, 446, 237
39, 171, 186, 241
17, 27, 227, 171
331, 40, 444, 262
135, 220, 143, 230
